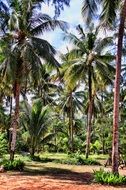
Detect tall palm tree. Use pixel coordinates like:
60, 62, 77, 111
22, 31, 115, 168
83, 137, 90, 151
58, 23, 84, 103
64, 25, 115, 158
82, 0, 126, 174
59, 52, 85, 152
58, 89, 84, 152
0, 0, 67, 161
32, 64, 59, 106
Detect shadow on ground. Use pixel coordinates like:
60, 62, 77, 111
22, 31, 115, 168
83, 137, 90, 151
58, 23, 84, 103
10, 166, 94, 185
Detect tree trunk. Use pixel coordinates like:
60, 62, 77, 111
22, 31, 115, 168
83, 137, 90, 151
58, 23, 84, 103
9, 97, 13, 152
85, 66, 93, 159
68, 92, 74, 152
10, 83, 20, 161
31, 147, 35, 157
112, 0, 126, 174
85, 97, 93, 158
102, 135, 105, 155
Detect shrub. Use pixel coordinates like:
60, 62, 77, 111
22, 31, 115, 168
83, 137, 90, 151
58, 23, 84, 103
94, 169, 126, 185
0, 133, 8, 156
54, 153, 101, 165
1, 159, 25, 171
30, 155, 54, 163
74, 154, 101, 165
30, 155, 41, 161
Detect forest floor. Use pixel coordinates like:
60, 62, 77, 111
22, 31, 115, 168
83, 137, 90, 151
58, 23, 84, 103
0, 154, 126, 190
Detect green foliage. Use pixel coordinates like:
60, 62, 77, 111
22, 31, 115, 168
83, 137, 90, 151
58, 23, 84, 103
94, 169, 126, 185
30, 155, 54, 163
90, 140, 102, 154
30, 155, 42, 162
0, 133, 8, 156
20, 100, 54, 155
55, 153, 101, 165
1, 159, 25, 171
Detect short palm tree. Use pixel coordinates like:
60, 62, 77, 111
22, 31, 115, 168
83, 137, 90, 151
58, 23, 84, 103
64, 25, 115, 158
0, 0, 67, 160
20, 99, 53, 156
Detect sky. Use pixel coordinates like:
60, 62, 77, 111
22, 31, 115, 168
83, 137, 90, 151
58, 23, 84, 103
41, 0, 83, 54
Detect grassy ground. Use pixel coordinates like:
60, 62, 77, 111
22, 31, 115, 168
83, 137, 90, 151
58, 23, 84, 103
2, 152, 108, 174
3, 152, 108, 164
1, 153, 126, 190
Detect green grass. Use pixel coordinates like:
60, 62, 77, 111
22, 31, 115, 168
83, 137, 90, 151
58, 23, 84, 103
2, 153, 107, 167
89, 154, 108, 160
40, 152, 68, 160
3, 152, 107, 162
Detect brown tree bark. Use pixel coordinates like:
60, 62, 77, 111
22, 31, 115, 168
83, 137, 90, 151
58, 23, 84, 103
112, 0, 126, 174
10, 82, 20, 161
85, 66, 93, 159
85, 96, 93, 158
68, 92, 74, 152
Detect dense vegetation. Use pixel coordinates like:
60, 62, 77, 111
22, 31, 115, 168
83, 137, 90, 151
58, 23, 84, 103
0, 0, 126, 182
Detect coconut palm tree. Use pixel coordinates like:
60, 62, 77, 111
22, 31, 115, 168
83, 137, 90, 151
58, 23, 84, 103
20, 99, 53, 156
58, 88, 84, 152
64, 25, 115, 158
0, 0, 67, 161
32, 64, 59, 106
82, 0, 126, 174
58, 52, 85, 152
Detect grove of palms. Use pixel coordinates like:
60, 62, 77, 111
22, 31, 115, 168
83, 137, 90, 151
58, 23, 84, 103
0, 0, 126, 186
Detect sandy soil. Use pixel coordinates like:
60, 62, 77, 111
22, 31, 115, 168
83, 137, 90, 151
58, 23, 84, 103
0, 164, 126, 190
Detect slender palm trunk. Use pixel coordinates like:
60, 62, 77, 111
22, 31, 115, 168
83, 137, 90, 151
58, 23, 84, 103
68, 92, 74, 152
102, 133, 105, 154
9, 97, 13, 151
85, 97, 93, 158
112, 0, 126, 174
86, 66, 93, 159
10, 83, 20, 161
31, 147, 35, 157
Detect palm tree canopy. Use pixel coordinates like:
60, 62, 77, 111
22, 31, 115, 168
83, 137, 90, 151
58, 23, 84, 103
63, 25, 115, 93
0, 0, 68, 93
82, 0, 120, 28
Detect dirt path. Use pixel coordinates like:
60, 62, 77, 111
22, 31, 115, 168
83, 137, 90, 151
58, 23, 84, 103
0, 164, 126, 190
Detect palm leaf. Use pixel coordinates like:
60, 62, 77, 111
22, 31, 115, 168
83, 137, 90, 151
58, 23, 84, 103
31, 37, 60, 68
100, 0, 120, 28
82, 0, 100, 24
31, 19, 68, 35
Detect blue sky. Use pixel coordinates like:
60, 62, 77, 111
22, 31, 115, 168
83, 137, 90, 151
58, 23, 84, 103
42, 0, 83, 53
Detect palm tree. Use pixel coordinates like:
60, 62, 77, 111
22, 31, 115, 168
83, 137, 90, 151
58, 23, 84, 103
0, 0, 67, 161
64, 25, 115, 158
32, 64, 59, 106
58, 52, 85, 152
58, 88, 84, 152
20, 99, 53, 156
82, 0, 126, 174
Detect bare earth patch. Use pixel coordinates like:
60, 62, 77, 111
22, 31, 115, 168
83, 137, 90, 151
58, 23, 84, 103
0, 164, 126, 190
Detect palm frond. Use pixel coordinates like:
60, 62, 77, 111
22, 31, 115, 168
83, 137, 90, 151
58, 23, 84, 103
94, 37, 114, 53
31, 19, 68, 35
64, 61, 86, 90
40, 133, 55, 144
31, 37, 60, 68
100, 0, 119, 28
82, 0, 101, 24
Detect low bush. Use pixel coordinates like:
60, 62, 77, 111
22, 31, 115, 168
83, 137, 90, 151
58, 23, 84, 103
94, 169, 126, 185
55, 153, 101, 165
30, 155, 41, 161
30, 155, 54, 163
1, 159, 25, 171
